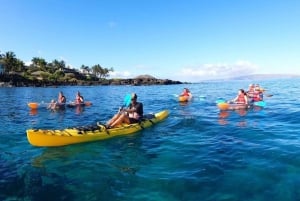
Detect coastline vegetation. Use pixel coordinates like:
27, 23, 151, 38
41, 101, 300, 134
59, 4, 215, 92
0, 50, 182, 87
0, 50, 113, 86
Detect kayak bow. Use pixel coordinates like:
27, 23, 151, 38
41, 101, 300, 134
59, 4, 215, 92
26, 110, 169, 147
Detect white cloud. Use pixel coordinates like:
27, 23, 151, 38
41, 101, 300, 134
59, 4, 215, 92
177, 60, 258, 82
109, 70, 132, 78
108, 64, 154, 79
25, 61, 32, 66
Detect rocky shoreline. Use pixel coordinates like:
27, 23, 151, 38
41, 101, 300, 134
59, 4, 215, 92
0, 74, 184, 87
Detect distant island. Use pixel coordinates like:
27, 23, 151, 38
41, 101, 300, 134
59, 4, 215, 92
0, 51, 183, 87
229, 74, 300, 80
199, 74, 300, 82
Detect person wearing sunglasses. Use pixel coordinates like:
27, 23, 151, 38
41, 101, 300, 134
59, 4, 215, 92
106, 93, 143, 128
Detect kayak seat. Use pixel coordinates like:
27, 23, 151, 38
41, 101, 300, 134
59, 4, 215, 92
139, 114, 156, 126
142, 114, 155, 120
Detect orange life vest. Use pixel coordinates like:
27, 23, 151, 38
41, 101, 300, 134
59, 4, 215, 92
252, 91, 262, 101
182, 92, 190, 96
236, 94, 246, 104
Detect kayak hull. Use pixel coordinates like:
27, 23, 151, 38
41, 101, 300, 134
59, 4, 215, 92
178, 95, 192, 102
217, 101, 266, 111
27, 101, 92, 109
28, 102, 39, 109
27, 110, 169, 147
67, 101, 92, 108
217, 102, 248, 111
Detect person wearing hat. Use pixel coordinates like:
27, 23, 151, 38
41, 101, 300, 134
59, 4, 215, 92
106, 93, 143, 128
247, 84, 263, 102
246, 84, 255, 102
253, 85, 263, 102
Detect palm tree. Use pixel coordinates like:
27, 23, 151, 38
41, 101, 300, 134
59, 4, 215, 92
0, 51, 4, 74
49, 59, 66, 72
46, 59, 63, 72
52, 59, 60, 70
2, 51, 18, 73
31, 57, 47, 71
46, 62, 56, 73
59, 60, 66, 69
15, 59, 25, 72
80, 64, 90, 74
102, 67, 114, 78
91, 64, 101, 78
101, 67, 108, 78
91, 64, 114, 78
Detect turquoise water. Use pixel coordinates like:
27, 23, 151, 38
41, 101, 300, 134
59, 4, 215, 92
1, 79, 300, 201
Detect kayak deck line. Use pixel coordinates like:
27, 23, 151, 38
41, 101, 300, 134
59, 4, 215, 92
26, 110, 169, 147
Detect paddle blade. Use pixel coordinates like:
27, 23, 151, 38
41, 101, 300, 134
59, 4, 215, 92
218, 102, 229, 110
254, 101, 266, 107
123, 94, 131, 107
28, 102, 39, 109
216, 98, 226, 104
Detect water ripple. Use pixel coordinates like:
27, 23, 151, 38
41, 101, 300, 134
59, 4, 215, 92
1, 80, 300, 200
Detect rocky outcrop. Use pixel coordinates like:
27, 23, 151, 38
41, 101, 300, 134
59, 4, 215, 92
109, 78, 182, 86
0, 74, 184, 87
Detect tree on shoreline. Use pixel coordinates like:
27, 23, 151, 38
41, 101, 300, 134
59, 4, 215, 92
0, 50, 183, 86
0, 50, 113, 83
31, 57, 47, 71
91, 64, 113, 79
1, 51, 25, 73
80, 65, 91, 74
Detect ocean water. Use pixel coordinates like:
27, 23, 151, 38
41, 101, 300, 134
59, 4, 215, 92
1, 79, 300, 201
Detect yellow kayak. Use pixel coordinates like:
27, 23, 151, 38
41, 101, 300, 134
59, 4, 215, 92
217, 102, 248, 110
26, 110, 169, 147
178, 94, 192, 102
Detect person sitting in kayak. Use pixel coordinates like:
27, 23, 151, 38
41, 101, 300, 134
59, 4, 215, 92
47, 99, 57, 110
54, 91, 67, 109
247, 84, 264, 102
246, 84, 255, 101
179, 88, 192, 102
58, 91, 66, 104
75, 91, 84, 104
180, 88, 191, 97
106, 93, 143, 128
230, 89, 248, 105
252, 85, 263, 102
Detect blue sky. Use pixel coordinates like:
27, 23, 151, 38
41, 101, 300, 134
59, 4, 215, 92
1, 0, 299, 82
